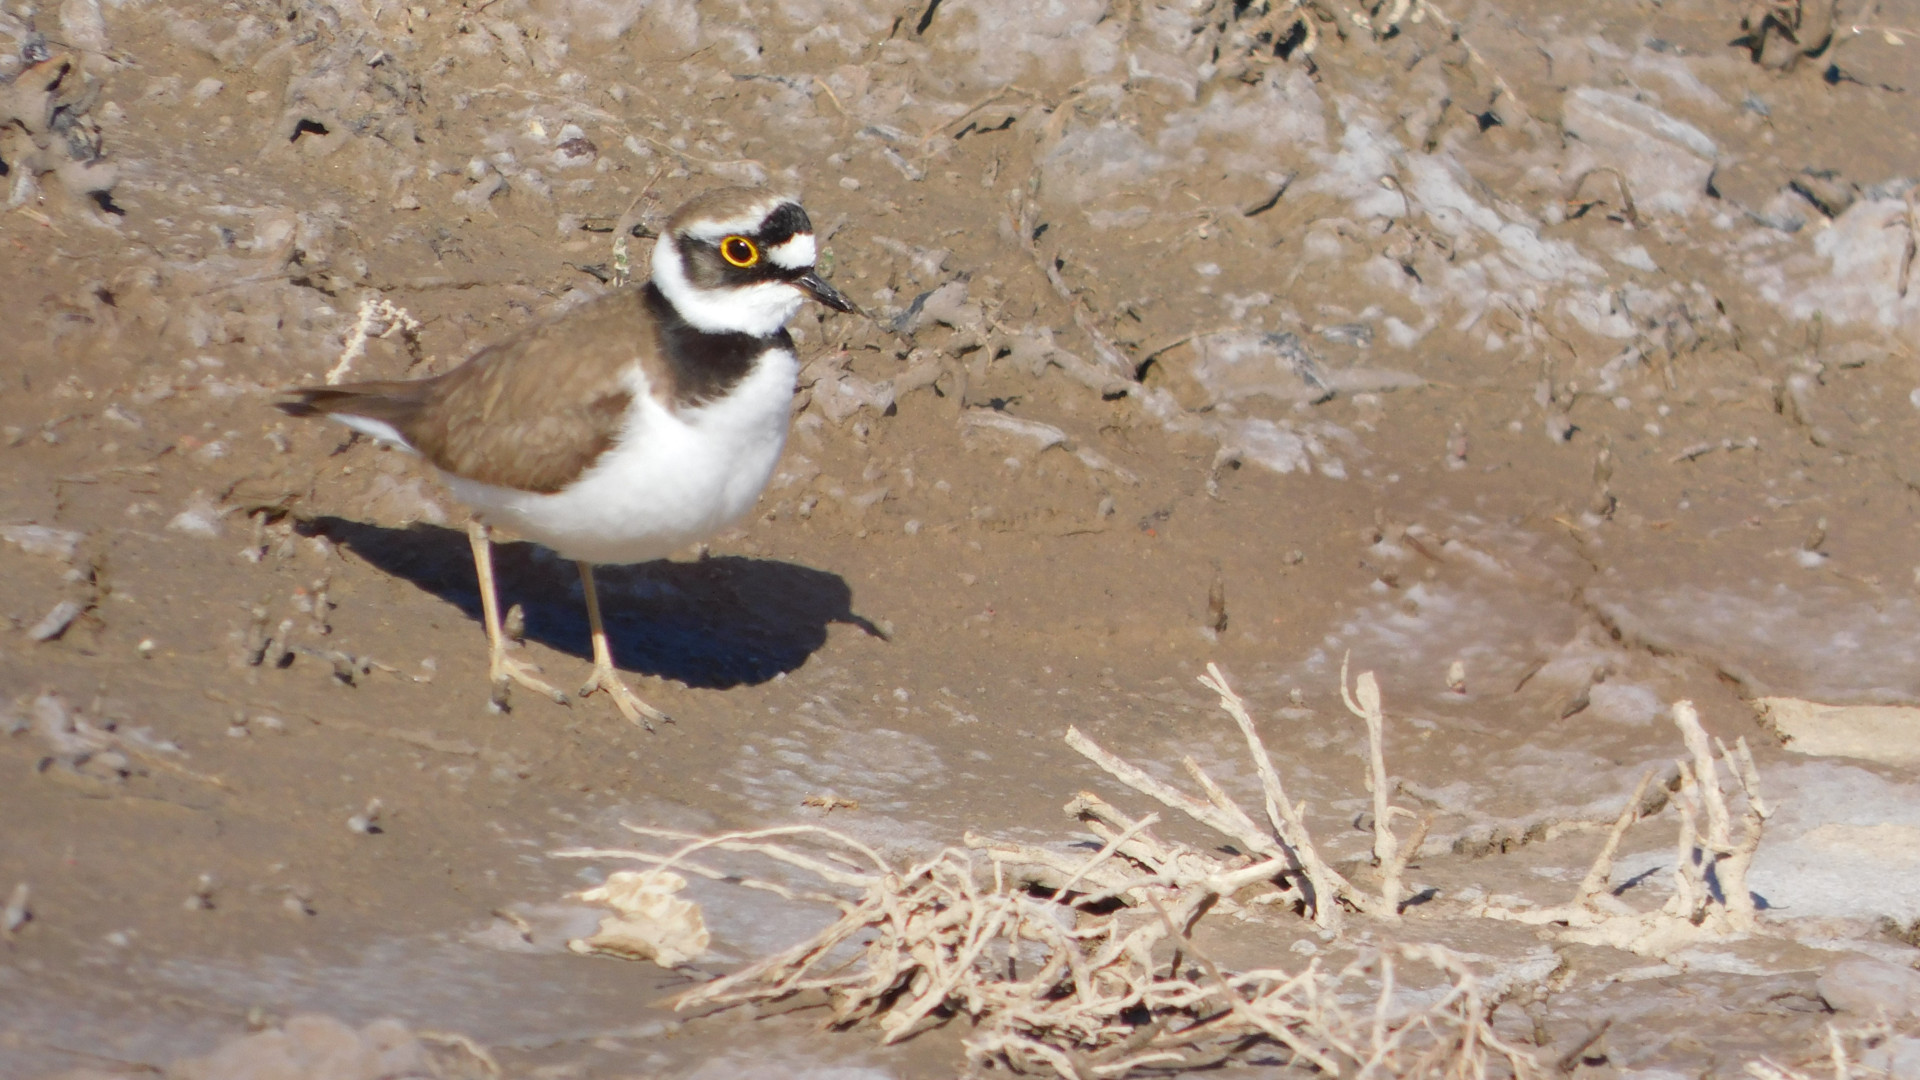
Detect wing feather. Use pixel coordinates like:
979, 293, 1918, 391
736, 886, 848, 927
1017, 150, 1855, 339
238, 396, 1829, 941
279, 290, 654, 494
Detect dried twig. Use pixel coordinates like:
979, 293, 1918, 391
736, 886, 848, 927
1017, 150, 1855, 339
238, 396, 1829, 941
1573, 770, 1656, 907
1341, 655, 1418, 916
325, 297, 420, 385
1197, 662, 1351, 927
1890, 190, 1916, 298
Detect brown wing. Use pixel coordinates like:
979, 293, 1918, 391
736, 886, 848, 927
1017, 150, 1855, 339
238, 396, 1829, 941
281, 290, 653, 494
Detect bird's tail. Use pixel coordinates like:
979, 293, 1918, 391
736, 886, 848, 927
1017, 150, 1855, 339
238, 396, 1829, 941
275, 380, 425, 419
275, 381, 432, 449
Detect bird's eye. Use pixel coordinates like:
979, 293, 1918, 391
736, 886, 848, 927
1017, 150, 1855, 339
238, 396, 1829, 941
719, 235, 759, 268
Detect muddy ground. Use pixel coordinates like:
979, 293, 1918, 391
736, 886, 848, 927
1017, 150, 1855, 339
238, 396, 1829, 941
4, 0, 1920, 1076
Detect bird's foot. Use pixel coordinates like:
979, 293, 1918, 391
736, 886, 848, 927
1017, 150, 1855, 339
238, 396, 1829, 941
488, 651, 568, 714
579, 662, 669, 730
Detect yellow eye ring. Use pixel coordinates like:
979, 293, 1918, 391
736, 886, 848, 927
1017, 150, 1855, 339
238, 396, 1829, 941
719, 235, 759, 268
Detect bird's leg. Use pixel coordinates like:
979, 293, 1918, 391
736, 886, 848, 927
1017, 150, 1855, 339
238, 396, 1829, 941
575, 561, 669, 730
468, 520, 566, 712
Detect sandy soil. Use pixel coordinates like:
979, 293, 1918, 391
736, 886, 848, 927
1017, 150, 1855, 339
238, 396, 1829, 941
4, 0, 1920, 1076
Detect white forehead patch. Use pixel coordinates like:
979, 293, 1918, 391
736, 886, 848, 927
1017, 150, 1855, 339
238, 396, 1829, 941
766, 233, 816, 270
679, 198, 793, 243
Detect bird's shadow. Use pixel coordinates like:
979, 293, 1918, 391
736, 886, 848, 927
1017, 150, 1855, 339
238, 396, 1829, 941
302, 517, 881, 690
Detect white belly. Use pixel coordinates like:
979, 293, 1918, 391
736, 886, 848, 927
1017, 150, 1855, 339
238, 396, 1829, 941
443, 348, 799, 565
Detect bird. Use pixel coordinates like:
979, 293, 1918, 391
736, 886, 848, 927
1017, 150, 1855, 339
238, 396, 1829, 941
276, 187, 856, 727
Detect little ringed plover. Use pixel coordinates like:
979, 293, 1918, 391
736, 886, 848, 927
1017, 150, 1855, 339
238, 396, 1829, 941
278, 187, 856, 726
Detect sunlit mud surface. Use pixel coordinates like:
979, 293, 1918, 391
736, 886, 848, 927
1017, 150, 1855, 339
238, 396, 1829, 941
4, 0, 1919, 1075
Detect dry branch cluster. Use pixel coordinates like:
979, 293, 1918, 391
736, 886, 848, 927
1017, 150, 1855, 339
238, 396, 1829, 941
600, 824, 1535, 1080
1732, 0, 1837, 69
996, 661, 1431, 936
1473, 700, 1772, 958
566, 664, 1777, 1078
565, 663, 1535, 1080
1194, 0, 1434, 72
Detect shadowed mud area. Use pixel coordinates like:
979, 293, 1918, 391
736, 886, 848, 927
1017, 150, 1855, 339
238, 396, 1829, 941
3, 0, 1920, 1075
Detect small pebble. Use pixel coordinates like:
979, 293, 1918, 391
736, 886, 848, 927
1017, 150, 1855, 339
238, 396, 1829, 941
348, 798, 384, 835
0, 524, 84, 561
3, 883, 29, 934
1820, 957, 1920, 1018
184, 874, 215, 911
166, 500, 223, 538
29, 600, 85, 642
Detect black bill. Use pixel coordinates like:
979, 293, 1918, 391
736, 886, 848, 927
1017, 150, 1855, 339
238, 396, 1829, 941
796, 269, 858, 314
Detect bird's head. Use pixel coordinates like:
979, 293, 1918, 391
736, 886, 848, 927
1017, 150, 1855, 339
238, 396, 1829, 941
650, 187, 856, 337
